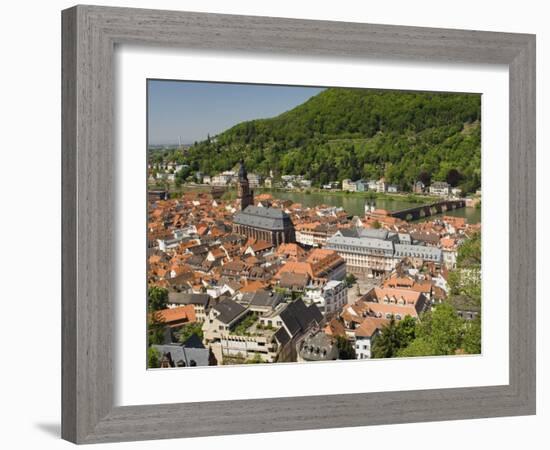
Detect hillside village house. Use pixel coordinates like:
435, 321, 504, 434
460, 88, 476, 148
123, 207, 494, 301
211, 174, 232, 186
451, 187, 463, 197
429, 181, 451, 196
413, 180, 426, 193
342, 179, 357, 192
375, 178, 387, 193
247, 172, 262, 188
355, 179, 368, 192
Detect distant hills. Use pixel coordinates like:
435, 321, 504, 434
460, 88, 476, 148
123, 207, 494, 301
181, 88, 481, 193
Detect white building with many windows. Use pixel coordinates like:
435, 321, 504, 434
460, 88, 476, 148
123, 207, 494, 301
429, 181, 451, 196
342, 179, 357, 192
304, 280, 347, 316
326, 228, 442, 277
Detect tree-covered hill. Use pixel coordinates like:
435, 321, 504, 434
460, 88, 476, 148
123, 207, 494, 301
180, 88, 481, 193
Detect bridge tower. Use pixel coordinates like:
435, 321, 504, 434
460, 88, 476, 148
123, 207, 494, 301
364, 199, 376, 216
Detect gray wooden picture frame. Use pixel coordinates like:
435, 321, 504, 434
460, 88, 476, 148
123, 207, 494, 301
61, 5, 536, 444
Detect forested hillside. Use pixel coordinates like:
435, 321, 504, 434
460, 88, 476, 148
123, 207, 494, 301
180, 88, 481, 193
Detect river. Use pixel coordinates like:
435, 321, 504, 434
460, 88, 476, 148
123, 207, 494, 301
260, 189, 481, 224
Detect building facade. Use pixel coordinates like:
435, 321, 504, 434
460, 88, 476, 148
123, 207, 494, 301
233, 205, 296, 246
304, 279, 347, 316
326, 228, 442, 277
342, 179, 357, 192
429, 181, 451, 196
247, 172, 262, 188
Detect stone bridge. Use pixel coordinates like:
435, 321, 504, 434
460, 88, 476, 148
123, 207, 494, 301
390, 199, 466, 221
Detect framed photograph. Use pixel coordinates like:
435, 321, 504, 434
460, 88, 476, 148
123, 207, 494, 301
62, 5, 536, 444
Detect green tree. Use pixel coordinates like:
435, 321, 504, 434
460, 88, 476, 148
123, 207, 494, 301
148, 311, 166, 346
344, 273, 357, 287
178, 322, 204, 343
397, 315, 417, 344
174, 166, 192, 187
246, 353, 264, 364
446, 168, 462, 186
372, 316, 418, 358
415, 303, 463, 355
148, 286, 168, 312
371, 318, 402, 358
457, 232, 481, 268
336, 336, 356, 360
372, 317, 410, 358
462, 317, 481, 354
180, 88, 481, 193
397, 337, 437, 357
148, 346, 161, 368
418, 170, 431, 186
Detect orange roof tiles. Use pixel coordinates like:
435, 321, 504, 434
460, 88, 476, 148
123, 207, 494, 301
365, 287, 424, 306
276, 243, 307, 259
354, 317, 390, 338
275, 261, 314, 279
152, 305, 196, 325
240, 280, 267, 293
324, 318, 347, 337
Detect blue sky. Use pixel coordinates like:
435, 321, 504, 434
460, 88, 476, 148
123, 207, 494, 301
147, 80, 324, 145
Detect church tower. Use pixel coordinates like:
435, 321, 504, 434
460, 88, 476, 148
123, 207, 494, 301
236, 160, 254, 211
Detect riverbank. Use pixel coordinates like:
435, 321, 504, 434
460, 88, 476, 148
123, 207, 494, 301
150, 182, 459, 205
148, 183, 480, 223
254, 187, 434, 204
